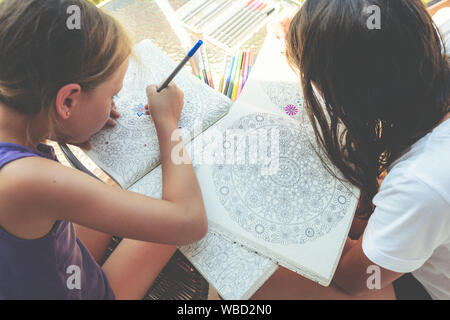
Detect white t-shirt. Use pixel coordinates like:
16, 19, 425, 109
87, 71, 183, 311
433, 7, 450, 50
362, 118, 450, 300
362, 7, 450, 301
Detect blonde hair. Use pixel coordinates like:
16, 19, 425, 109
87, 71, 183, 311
0, 0, 133, 143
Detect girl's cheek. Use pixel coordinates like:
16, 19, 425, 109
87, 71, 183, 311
91, 105, 109, 133
100, 102, 112, 126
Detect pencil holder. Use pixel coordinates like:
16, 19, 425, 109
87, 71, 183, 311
176, 0, 280, 53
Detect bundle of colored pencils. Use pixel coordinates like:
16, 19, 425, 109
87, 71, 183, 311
189, 44, 255, 101
219, 47, 255, 100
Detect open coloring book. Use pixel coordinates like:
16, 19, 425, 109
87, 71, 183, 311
86, 36, 360, 299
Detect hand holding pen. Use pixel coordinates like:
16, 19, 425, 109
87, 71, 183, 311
145, 83, 185, 127
144, 40, 203, 128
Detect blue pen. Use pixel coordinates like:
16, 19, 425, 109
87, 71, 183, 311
223, 55, 235, 95
157, 40, 203, 92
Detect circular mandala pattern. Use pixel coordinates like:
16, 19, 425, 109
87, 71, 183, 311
212, 113, 353, 245
261, 81, 304, 121
269, 157, 301, 187
88, 41, 231, 186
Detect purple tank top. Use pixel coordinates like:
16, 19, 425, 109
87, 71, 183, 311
0, 142, 115, 300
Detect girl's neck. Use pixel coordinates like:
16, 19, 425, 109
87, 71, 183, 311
443, 112, 450, 122
0, 103, 47, 151
437, 112, 450, 127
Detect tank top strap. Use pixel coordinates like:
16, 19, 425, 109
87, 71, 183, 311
0, 142, 58, 169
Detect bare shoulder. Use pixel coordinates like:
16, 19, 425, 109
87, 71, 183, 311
0, 155, 110, 218
0, 156, 77, 239
0, 156, 79, 200
0, 155, 123, 239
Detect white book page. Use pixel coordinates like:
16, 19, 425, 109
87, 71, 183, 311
85, 40, 232, 189
128, 165, 278, 300
238, 36, 305, 122
190, 102, 358, 284
180, 35, 359, 284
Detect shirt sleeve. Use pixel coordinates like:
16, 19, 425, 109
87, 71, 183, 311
433, 7, 450, 51
362, 172, 450, 273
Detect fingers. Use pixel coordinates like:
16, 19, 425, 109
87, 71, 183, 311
110, 108, 120, 119
146, 84, 158, 97
110, 100, 120, 119
167, 82, 178, 90
145, 82, 184, 123
105, 118, 117, 127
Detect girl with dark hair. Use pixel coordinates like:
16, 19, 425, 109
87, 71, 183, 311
252, 0, 449, 299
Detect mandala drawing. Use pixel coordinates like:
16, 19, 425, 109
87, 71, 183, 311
87, 40, 231, 188
180, 232, 277, 300
259, 81, 304, 121
212, 113, 354, 245
128, 166, 278, 300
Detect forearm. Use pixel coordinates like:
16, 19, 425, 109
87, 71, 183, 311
155, 120, 205, 209
342, 236, 358, 256
332, 236, 402, 296
332, 237, 368, 295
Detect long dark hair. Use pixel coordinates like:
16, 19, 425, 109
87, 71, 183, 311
286, 0, 449, 218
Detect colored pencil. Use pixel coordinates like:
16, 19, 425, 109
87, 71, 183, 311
189, 54, 200, 78
198, 46, 209, 86
232, 52, 243, 100
211, 0, 257, 36
242, 48, 250, 87
245, 47, 254, 84
227, 52, 240, 98
237, 50, 247, 97
232, 52, 243, 99
223, 4, 268, 43
216, 1, 265, 39
223, 55, 235, 95
228, 7, 276, 46
203, 45, 214, 89
217, 0, 263, 37
182, 0, 217, 22
195, 0, 234, 28
192, 52, 202, 80
218, 56, 229, 93
218, 1, 264, 40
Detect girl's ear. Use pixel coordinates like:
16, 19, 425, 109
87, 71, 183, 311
55, 84, 82, 120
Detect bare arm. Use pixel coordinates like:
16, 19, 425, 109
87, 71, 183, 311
332, 236, 403, 296
0, 83, 207, 246
1, 145, 206, 246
